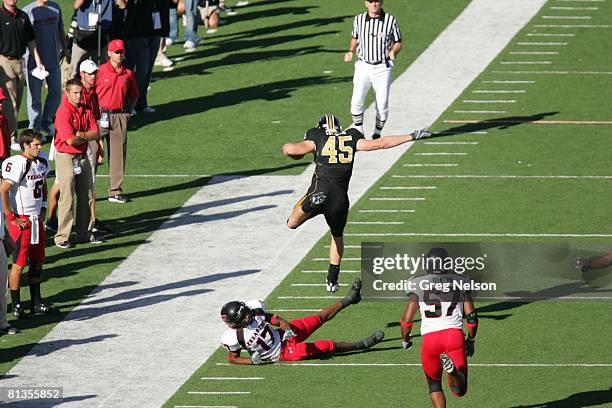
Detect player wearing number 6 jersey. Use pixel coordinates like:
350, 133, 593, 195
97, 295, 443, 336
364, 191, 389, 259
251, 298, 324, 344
283, 113, 431, 292
220, 279, 384, 365
400, 247, 479, 408
0, 129, 53, 320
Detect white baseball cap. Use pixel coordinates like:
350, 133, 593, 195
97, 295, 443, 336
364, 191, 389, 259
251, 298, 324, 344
79, 59, 98, 74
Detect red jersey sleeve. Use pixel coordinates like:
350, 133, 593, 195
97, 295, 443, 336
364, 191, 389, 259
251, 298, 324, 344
127, 72, 139, 100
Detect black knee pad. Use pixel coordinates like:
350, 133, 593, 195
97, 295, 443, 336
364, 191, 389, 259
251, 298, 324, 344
425, 374, 442, 393
451, 384, 468, 397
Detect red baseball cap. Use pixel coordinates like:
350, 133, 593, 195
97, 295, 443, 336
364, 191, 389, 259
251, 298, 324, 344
108, 39, 125, 53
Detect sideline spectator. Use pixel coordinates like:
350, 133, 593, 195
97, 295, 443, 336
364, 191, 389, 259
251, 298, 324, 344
183, 0, 201, 51
96, 39, 138, 203
53, 78, 103, 248
155, 37, 174, 69
0, 130, 53, 318
166, 0, 179, 46
124, 0, 170, 113
22, 0, 66, 141
70, 0, 114, 76
0, 0, 45, 148
0, 224, 14, 334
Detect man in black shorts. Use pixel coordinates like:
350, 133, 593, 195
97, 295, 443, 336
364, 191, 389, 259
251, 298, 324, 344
283, 113, 431, 292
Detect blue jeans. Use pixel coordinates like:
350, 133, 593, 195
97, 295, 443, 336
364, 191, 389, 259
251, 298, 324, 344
169, 8, 178, 42
125, 36, 161, 112
26, 65, 61, 133
184, 0, 201, 43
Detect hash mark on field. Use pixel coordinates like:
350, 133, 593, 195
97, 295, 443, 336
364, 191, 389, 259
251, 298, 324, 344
380, 186, 437, 189
509, 51, 558, 55
345, 233, 612, 237
424, 142, 479, 145
550, 6, 599, 9
433, 130, 488, 134
97, 174, 212, 178
392, 174, 612, 179
492, 70, 612, 75
291, 283, 349, 287
403, 164, 459, 167
369, 197, 426, 201
525, 33, 575, 36
278, 296, 342, 299
445, 119, 612, 124
187, 391, 250, 395
358, 209, 416, 213
348, 221, 404, 225
463, 99, 517, 102
269, 309, 323, 312
500, 61, 552, 64
481, 80, 535, 83
214, 363, 612, 367
473, 90, 526, 93
453, 110, 507, 113
533, 24, 611, 27
517, 41, 568, 45
200, 377, 264, 380
414, 152, 468, 156
542, 15, 592, 18
301, 270, 360, 273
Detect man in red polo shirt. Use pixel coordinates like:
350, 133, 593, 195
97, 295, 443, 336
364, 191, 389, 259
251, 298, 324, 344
53, 78, 103, 248
96, 39, 139, 204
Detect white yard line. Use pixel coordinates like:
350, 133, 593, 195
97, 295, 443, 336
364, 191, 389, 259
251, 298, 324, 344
392, 174, 612, 179
473, 90, 526, 93
424, 141, 479, 144
517, 41, 568, 45
216, 362, 612, 367
347, 221, 404, 225
482, 80, 535, 83
380, 186, 437, 189
509, 51, 559, 54
453, 110, 507, 113
345, 233, 612, 237
433, 130, 487, 134
500, 61, 552, 64
358, 209, 416, 213
493, 70, 612, 74
525, 32, 575, 36
533, 24, 611, 27
2, 1, 550, 407
403, 164, 459, 167
463, 99, 517, 102
200, 377, 264, 380
291, 283, 349, 287
542, 15, 592, 18
301, 270, 360, 274
97, 174, 212, 178
369, 197, 427, 201
414, 152, 468, 155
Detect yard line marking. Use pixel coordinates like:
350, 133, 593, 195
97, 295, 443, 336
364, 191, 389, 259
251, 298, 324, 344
392, 174, 612, 179
533, 24, 611, 27
97, 174, 212, 178
473, 90, 526, 93
477, 296, 612, 300
550, 6, 599, 9
453, 110, 507, 113
313, 257, 362, 261
525, 33, 575, 36
444, 119, 612, 124
424, 142, 479, 145
542, 15, 592, 18
358, 209, 416, 213
433, 130, 488, 134
268, 309, 323, 312
216, 363, 612, 367
291, 283, 349, 287
493, 70, 612, 74
463, 99, 517, 102
345, 233, 612, 237
380, 186, 437, 189
482, 80, 535, 83
500, 61, 552, 64
556, 0, 605, 2
187, 391, 251, 395
517, 41, 568, 45
509, 51, 559, 54
347, 221, 404, 225
175, 406, 238, 408
403, 164, 459, 167
301, 270, 360, 273
278, 296, 342, 300
414, 152, 468, 156
200, 377, 264, 380
369, 197, 427, 201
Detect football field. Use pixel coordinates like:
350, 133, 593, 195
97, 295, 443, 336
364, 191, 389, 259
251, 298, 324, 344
1, 0, 611, 407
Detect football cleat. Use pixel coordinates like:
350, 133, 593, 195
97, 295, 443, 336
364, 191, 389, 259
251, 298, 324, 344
358, 330, 385, 349
12, 303, 27, 319
440, 353, 456, 374
326, 280, 339, 293
341, 278, 362, 306
575, 257, 590, 272
412, 128, 432, 140
31, 302, 58, 315
310, 192, 326, 207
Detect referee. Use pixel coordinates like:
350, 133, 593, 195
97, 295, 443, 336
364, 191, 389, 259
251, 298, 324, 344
344, 0, 402, 139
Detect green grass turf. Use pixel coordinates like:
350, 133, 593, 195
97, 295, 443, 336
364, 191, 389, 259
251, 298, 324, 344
1, 0, 471, 376
165, 0, 612, 407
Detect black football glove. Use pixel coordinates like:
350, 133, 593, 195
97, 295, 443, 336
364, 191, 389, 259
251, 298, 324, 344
465, 337, 475, 357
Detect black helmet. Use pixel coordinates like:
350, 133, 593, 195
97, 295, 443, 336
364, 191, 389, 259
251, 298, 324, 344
220, 301, 254, 328
318, 113, 342, 135
425, 247, 449, 274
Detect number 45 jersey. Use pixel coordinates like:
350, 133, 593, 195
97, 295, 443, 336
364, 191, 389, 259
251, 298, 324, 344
305, 127, 364, 189
220, 299, 283, 362
2, 153, 50, 216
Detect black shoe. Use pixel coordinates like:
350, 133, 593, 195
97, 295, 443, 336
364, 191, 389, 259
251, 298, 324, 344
12, 303, 27, 319
31, 302, 58, 315
55, 241, 74, 249
358, 330, 385, 349
79, 234, 104, 244
108, 194, 129, 203
92, 220, 112, 233
310, 191, 326, 207
45, 216, 58, 233
341, 278, 362, 306
0, 325, 19, 335
440, 353, 456, 374
219, 5, 237, 15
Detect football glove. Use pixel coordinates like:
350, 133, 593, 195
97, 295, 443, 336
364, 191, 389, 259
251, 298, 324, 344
465, 337, 475, 357
412, 129, 432, 140
282, 329, 297, 342
402, 338, 413, 350
251, 352, 264, 365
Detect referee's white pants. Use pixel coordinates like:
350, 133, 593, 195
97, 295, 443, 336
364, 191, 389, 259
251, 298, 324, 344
350, 60, 393, 121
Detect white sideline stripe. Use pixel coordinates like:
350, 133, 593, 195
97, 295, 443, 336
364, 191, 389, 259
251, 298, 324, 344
542, 15, 592, 18
380, 186, 437, 189
291, 283, 349, 287
345, 233, 612, 237
424, 141, 479, 145
482, 80, 535, 83
414, 152, 467, 155
391, 174, 612, 179
533, 24, 611, 27
510, 51, 559, 54
187, 391, 250, 395
433, 130, 488, 134
215, 363, 612, 368
97, 174, 212, 178
301, 270, 360, 274
463, 99, 517, 102
348, 221, 404, 225
200, 377, 264, 380
517, 41, 567, 45
453, 110, 507, 113
525, 33, 575, 36
500, 61, 552, 64
404, 164, 459, 167
358, 209, 416, 213
550, 6, 599, 9
370, 197, 427, 200
269, 309, 323, 312
493, 70, 612, 74
473, 90, 526, 93
313, 257, 362, 261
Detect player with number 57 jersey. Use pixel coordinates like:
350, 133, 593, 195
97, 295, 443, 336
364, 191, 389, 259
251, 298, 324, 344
282, 113, 431, 293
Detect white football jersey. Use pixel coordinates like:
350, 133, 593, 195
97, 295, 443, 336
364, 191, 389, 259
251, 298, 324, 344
408, 273, 471, 335
220, 299, 283, 362
2, 153, 50, 216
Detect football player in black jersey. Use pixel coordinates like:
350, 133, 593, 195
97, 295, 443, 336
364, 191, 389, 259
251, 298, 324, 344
282, 114, 431, 292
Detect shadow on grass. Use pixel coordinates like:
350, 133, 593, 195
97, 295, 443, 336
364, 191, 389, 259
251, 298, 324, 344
511, 387, 612, 408
1, 394, 97, 407
435, 111, 560, 136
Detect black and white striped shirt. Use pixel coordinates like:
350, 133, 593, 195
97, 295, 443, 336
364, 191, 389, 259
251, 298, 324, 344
351, 11, 402, 64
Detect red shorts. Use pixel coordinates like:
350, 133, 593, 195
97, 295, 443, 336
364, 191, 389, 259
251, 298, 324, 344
280, 314, 335, 361
8, 215, 46, 267
421, 328, 468, 389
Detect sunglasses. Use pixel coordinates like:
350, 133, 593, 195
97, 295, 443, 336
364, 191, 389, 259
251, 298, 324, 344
112, 50, 125, 55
